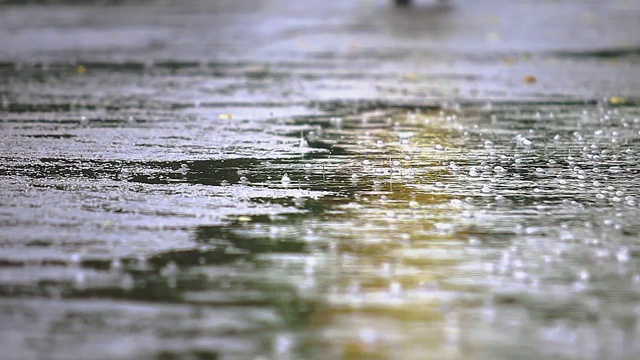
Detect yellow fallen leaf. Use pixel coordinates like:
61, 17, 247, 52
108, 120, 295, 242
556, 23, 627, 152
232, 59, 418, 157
610, 96, 626, 105
523, 75, 537, 84
76, 65, 86, 75
402, 72, 419, 81
218, 113, 234, 120
502, 57, 516, 66
237, 216, 252, 222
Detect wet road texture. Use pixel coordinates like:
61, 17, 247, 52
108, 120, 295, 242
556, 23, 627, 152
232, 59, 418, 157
2, 0, 640, 359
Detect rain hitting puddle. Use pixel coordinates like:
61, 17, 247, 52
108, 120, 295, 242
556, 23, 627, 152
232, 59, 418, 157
2, 0, 640, 359
3, 95, 640, 359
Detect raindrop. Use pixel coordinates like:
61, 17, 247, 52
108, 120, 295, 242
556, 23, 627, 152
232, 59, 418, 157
110, 258, 123, 272
294, 196, 306, 208
69, 253, 82, 267
161, 262, 179, 288
579, 270, 590, 281
616, 247, 630, 263
348, 280, 362, 297
518, 136, 533, 147
74, 272, 86, 290
330, 117, 343, 129
468, 237, 481, 245
304, 257, 316, 274
481, 185, 492, 193
220, 180, 230, 186
389, 281, 403, 298
299, 136, 308, 148
121, 273, 135, 291
359, 328, 378, 345
281, 174, 291, 184
118, 168, 132, 181
493, 166, 507, 174
136, 256, 150, 271
495, 195, 507, 202
274, 333, 293, 355
180, 164, 189, 175
239, 176, 249, 185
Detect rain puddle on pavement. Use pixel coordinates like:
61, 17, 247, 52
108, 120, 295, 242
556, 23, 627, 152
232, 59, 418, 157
3, 0, 640, 358
3, 87, 640, 359
270, 100, 640, 360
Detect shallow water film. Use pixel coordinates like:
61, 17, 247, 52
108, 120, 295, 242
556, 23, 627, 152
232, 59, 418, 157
2, 0, 640, 359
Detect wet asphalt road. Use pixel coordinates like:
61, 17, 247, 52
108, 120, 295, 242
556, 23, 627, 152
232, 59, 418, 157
2, 0, 640, 359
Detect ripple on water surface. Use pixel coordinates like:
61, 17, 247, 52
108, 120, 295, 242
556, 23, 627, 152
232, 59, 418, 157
3, 86, 640, 358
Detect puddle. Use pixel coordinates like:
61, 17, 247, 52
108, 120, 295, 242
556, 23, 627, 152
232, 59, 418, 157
2, 1, 640, 359
3, 96, 640, 359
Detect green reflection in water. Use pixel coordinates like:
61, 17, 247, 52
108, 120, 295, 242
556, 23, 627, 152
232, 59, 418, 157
240, 108, 481, 359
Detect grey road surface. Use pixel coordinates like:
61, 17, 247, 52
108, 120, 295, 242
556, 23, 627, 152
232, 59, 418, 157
1, 1, 640, 359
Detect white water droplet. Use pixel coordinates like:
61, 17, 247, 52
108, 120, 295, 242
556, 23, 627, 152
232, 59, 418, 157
281, 174, 291, 184
616, 247, 630, 263
389, 281, 403, 297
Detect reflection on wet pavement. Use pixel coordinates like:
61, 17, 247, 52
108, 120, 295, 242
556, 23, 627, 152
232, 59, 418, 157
2, 0, 640, 359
